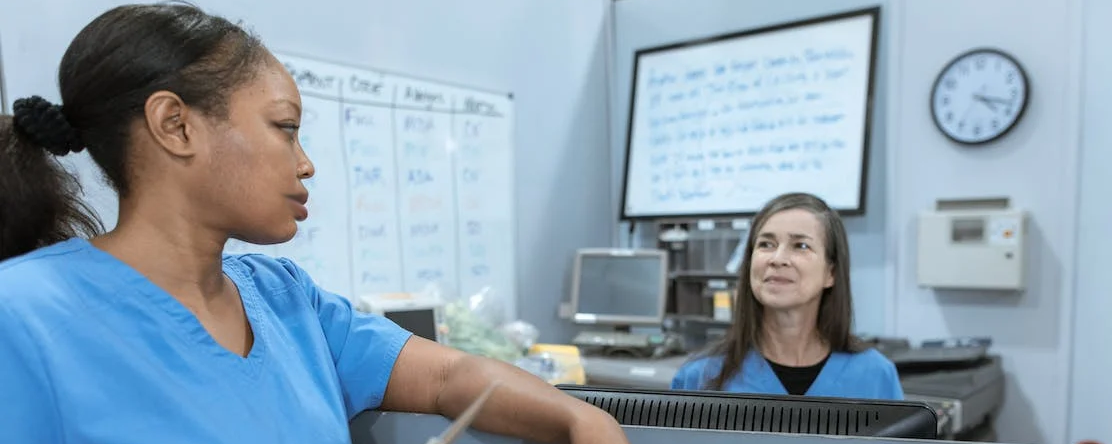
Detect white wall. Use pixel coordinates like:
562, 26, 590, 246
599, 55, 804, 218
610, 0, 893, 337
0, 0, 614, 343
887, 1, 1081, 443
1070, 0, 1112, 441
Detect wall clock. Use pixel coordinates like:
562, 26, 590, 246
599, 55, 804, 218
930, 48, 1030, 145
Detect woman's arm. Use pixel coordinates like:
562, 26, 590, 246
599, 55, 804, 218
381, 336, 629, 444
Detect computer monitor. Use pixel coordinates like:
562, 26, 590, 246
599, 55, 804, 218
556, 385, 938, 440
354, 294, 444, 343
569, 248, 668, 328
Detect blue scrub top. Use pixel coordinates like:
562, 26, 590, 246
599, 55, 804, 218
671, 349, 904, 400
0, 238, 414, 444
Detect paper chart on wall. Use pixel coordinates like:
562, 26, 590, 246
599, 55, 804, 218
225, 52, 517, 320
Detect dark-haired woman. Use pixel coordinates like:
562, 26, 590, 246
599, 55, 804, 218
671, 193, 903, 400
0, 3, 627, 443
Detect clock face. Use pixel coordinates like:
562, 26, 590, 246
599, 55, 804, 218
930, 48, 1029, 145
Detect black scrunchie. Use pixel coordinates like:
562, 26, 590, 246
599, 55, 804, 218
12, 95, 85, 156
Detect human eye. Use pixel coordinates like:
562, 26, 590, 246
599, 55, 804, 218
795, 242, 811, 250
756, 240, 775, 249
275, 121, 300, 140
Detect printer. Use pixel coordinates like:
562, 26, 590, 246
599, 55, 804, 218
865, 336, 1004, 441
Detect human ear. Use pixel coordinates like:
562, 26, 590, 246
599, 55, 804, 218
143, 91, 195, 159
824, 263, 835, 288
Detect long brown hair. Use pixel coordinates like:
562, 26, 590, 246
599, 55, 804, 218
702, 192, 865, 389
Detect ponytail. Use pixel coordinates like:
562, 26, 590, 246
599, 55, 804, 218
0, 96, 102, 262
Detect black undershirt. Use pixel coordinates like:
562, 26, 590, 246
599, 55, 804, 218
767, 354, 830, 396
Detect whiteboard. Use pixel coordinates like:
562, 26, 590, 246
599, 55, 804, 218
226, 52, 516, 318
620, 8, 879, 220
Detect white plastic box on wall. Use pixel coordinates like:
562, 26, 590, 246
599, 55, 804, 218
916, 198, 1028, 291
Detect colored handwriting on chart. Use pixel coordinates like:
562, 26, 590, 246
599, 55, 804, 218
462, 220, 490, 277
276, 54, 515, 318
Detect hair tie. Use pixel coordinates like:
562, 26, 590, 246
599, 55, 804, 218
12, 95, 85, 156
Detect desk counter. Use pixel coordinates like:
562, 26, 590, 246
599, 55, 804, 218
349, 411, 1008, 444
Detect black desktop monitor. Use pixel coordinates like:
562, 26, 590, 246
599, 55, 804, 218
556, 385, 938, 440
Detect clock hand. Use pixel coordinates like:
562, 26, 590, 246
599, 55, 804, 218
973, 95, 998, 112
973, 94, 1012, 105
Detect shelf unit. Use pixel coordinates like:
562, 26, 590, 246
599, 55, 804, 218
650, 219, 748, 321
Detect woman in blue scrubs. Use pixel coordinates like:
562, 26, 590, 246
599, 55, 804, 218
671, 193, 902, 400
0, 4, 627, 444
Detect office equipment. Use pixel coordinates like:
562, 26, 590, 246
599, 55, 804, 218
862, 336, 1003, 439
917, 198, 1027, 290
569, 249, 682, 358
354, 411, 1002, 444
619, 7, 881, 220
426, 382, 499, 444
880, 339, 1001, 440
570, 248, 669, 327
555, 385, 937, 439
571, 330, 684, 359
355, 293, 446, 343
901, 355, 1003, 441
223, 53, 517, 320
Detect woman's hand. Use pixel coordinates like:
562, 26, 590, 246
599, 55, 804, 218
568, 409, 630, 444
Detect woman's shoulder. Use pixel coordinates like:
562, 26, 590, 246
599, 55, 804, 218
221, 253, 345, 311
0, 238, 94, 301
221, 253, 319, 294
678, 354, 724, 371
0, 238, 108, 339
835, 347, 899, 376
0, 237, 87, 271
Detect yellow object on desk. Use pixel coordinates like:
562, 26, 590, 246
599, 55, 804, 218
526, 344, 586, 385
713, 290, 733, 321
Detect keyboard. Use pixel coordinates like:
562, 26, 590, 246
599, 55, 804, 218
573, 331, 659, 348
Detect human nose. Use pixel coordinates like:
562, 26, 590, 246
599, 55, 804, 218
296, 149, 316, 179
769, 245, 790, 266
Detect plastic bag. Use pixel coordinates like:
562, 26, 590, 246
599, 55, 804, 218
441, 286, 525, 363
499, 321, 539, 350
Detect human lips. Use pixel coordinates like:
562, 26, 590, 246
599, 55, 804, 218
763, 275, 794, 284
289, 194, 309, 220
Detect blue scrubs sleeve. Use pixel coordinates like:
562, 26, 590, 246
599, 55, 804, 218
0, 304, 62, 443
671, 362, 698, 389
280, 259, 414, 417
880, 359, 905, 400
671, 357, 718, 390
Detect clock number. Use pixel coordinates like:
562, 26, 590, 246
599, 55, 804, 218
945, 78, 957, 89
1005, 107, 1013, 116
975, 57, 986, 70
942, 95, 950, 106
960, 64, 970, 75
1007, 72, 1016, 84
973, 126, 982, 137
992, 120, 1000, 129
946, 111, 954, 122
1011, 87, 1019, 97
